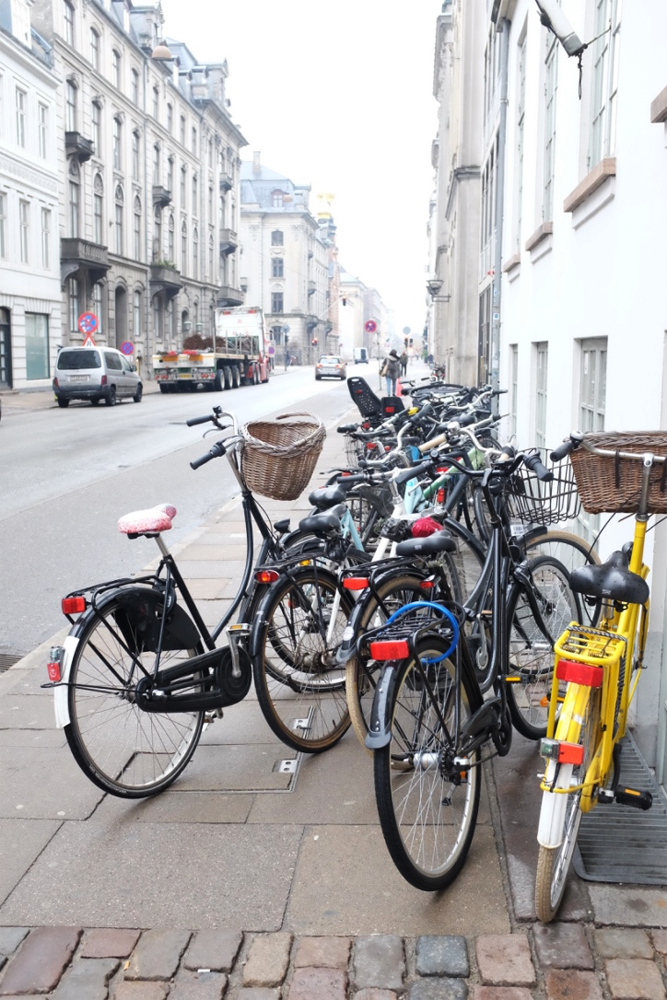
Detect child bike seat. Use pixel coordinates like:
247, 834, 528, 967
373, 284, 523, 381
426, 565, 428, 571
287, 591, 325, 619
118, 503, 177, 536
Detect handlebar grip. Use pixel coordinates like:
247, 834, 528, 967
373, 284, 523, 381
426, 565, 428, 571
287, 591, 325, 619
395, 459, 434, 486
457, 412, 478, 427
418, 432, 447, 454
524, 451, 553, 482
190, 441, 226, 470
550, 439, 575, 462
186, 414, 214, 427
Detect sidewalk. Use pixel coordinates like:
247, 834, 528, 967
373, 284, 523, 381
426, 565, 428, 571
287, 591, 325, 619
1, 410, 666, 998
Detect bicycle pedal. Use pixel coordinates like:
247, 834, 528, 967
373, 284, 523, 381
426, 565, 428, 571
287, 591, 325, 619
615, 786, 653, 810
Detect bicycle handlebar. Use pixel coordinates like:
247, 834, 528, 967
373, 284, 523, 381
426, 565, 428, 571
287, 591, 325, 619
190, 440, 227, 470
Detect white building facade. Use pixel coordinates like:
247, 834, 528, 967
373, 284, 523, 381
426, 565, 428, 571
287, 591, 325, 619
0, 0, 62, 390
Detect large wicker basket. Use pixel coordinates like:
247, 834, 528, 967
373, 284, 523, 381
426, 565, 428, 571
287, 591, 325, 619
240, 412, 326, 501
570, 432, 667, 514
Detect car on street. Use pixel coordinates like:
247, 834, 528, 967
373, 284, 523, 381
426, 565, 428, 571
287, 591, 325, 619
315, 355, 347, 380
53, 346, 143, 407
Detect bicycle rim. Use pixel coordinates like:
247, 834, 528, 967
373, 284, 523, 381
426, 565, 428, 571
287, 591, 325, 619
66, 598, 204, 797
374, 641, 480, 891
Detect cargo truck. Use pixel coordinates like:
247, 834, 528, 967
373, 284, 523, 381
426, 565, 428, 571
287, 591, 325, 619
153, 306, 270, 392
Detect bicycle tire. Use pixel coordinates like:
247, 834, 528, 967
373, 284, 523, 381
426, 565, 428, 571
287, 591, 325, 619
525, 530, 600, 626
535, 682, 601, 921
373, 634, 481, 891
65, 594, 204, 798
252, 567, 353, 752
505, 555, 580, 740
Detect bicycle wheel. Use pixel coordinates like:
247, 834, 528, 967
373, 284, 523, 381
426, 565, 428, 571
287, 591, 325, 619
526, 530, 600, 626
535, 683, 601, 921
65, 595, 204, 798
374, 635, 481, 891
252, 567, 353, 752
505, 555, 580, 740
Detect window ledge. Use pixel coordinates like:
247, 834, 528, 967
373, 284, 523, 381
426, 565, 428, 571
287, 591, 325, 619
502, 253, 521, 273
525, 222, 553, 253
651, 86, 667, 123
564, 158, 616, 213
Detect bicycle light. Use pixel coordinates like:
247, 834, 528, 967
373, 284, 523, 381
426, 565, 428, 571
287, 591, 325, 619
46, 646, 63, 682
539, 738, 584, 766
343, 577, 369, 590
255, 570, 279, 584
61, 596, 87, 615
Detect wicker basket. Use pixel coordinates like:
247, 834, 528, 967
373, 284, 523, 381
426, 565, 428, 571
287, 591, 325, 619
570, 432, 667, 514
240, 412, 326, 501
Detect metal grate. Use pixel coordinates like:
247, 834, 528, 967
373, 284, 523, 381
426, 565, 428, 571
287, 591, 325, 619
0, 653, 23, 673
574, 732, 667, 885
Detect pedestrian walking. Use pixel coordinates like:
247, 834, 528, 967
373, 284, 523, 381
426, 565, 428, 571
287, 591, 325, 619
399, 351, 408, 377
380, 348, 401, 396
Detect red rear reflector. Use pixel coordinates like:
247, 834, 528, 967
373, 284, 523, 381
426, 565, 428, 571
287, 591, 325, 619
558, 742, 585, 765
370, 640, 409, 660
343, 578, 369, 590
366, 443, 377, 451
385, 406, 395, 414
436, 488, 445, 503
47, 661, 61, 682
419, 580, 435, 590
62, 596, 86, 614
556, 660, 604, 687
255, 570, 279, 584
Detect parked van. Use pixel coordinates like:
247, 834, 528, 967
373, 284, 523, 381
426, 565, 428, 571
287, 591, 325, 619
353, 347, 368, 364
53, 346, 143, 408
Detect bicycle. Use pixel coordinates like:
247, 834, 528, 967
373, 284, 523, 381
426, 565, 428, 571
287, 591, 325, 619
534, 431, 663, 922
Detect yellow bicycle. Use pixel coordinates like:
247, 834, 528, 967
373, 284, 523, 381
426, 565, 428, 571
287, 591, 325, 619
534, 431, 665, 922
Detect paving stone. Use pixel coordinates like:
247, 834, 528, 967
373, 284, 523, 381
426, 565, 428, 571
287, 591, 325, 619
475, 935, 535, 987
544, 969, 603, 1000
242, 933, 293, 987
81, 928, 142, 959
353, 935, 405, 990
407, 979, 468, 1000
416, 936, 470, 977
594, 928, 653, 959
294, 936, 351, 969
183, 929, 243, 972
355, 990, 399, 1000
532, 922, 594, 969
286, 966, 347, 999
168, 969, 228, 999
652, 930, 667, 954
604, 958, 666, 1000
0, 926, 82, 995
0, 929, 28, 957
125, 929, 192, 981
470, 990, 534, 1000
112, 983, 169, 1000
227, 990, 279, 1000
52, 958, 120, 1000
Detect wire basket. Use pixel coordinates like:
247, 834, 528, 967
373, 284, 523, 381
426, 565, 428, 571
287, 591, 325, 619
570, 432, 667, 514
504, 451, 581, 526
240, 412, 326, 501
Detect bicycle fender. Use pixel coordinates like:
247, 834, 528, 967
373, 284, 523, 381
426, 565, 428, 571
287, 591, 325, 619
537, 760, 574, 848
365, 662, 401, 750
53, 634, 80, 729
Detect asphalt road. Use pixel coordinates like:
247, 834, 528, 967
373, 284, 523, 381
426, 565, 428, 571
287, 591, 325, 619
0, 367, 367, 658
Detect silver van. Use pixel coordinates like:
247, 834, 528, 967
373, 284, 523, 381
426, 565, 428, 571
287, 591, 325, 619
53, 347, 143, 407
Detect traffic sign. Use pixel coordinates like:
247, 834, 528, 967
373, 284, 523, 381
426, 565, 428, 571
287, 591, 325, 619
78, 312, 99, 336
120, 341, 134, 355
364, 320, 377, 333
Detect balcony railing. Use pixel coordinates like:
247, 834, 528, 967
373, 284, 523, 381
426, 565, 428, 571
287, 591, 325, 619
217, 284, 244, 306
219, 172, 233, 193
65, 131, 94, 163
149, 262, 183, 299
152, 186, 172, 207
60, 237, 109, 284
219, 229, 238, 255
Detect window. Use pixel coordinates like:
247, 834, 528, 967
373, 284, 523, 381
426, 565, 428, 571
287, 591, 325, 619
90, 27, 100, 70
181, 220, 187, 274
0, 193, 5, 258
271, 190, 284, 208
192, 227, 198, 277
152, 86, 159, 120
167, 156, 174, 192
70, 161, 81, 237
114, 185, 124, 255
133, 290, 142, 337
133, 196, 141, 259
271, 230, 283, 246
480, 134, 499, 278
191, 126, 197, 153
112, 116, 122, 169
208, 139, 213, 169
68, 278, 79, 331
16, 88, 26, 146
271, 292, 283, 313
25, 314, 49, 380
509, 344, 518, 439
271, 257, 284, 278
41, 208, 51, 268
180, 165, 186, 206
589, 0, 621, 168
93, 282, 103, 327
93, 173, 103, 243
179, 115, 185, 145
192, 173, 198, 214
153, 295, 161, 342
92, 100, 101, 155
579, 338, 607, 432
167, 214, 175, 260
19, 200, 29, 262
131, 68, 139, 105
514, 33, 527, 253
38, 103, 49, 158
535, 342, 548, 450
153, 204, 162, 260
63, 1, 74, 46
208, 230, 214, 278
65, 80, 77, 132
132, 129, 140, 180
208, 184, 213, 219
166, 102, 173, 132
112, 50, 121, 90
543, 29, 558, 221
153, 144, 160, 185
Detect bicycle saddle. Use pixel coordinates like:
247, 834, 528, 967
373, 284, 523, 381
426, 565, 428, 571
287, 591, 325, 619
308, 485, 346, 510
395, 530, 456, 558
298, 507, 344, 536
118, 503, 177, 536
569, 550, 649, 605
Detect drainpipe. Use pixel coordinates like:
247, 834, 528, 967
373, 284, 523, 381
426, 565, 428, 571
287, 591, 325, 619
491, 17, 510, 416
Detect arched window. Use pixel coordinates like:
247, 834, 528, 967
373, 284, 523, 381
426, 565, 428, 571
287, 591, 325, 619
133, 289, 142, 337
192, 227, 198, 277
114, 184, 124, 255
181, 220, 187, 274
133, 195, 142, 260
93, 173, 104, 244
167, 213, 175, 262
271, 230, 283, 246
68, 160, 80, 237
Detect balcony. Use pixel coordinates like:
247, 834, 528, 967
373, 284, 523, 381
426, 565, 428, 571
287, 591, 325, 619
308, 281, 316, 296
217, 284, 244, 307
60, 237, 109, 286
219, 172, 233, 193
152, 185, 172, 208
219, 229, 238, 255
65, 131, 94, 163
149, 262, 182, 299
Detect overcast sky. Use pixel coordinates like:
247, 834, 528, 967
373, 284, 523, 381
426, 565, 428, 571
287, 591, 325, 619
160, 0, 443, 335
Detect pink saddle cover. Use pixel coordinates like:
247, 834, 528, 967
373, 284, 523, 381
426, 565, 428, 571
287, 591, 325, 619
118, 503, 177, 535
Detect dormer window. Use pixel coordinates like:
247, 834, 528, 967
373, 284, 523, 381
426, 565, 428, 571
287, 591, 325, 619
272, 190, 285, 208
